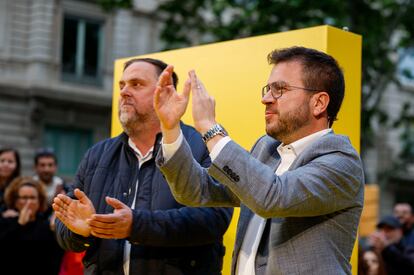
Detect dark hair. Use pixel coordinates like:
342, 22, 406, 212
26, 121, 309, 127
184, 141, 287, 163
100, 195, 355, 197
0, 148, 21, 186
359, 247, 387, 275
34, 148, 57, 165
4, 176, 48, 213
123, 58, 179, 89
268, 46, 345, 127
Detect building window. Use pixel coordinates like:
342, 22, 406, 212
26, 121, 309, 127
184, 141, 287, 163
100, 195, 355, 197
44, 126, 93, 177
61, 15, 104, 86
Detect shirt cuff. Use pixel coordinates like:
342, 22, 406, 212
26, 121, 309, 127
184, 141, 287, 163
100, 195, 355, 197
210, 136, 232, 161
162, 130, 184, 162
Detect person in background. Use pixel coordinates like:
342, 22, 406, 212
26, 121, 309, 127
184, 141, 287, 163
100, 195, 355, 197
0, 176, 64, 274
33, 149, 79, 273
359, 246, 387, 275
393, 202, 414, 246
0, 147, 21, 214
368, 215, 414, 275
53, 58, 233, 275
33, 148, 65, 207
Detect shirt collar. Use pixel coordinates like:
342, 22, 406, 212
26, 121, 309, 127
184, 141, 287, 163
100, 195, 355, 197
128, 138, 154, 161
277, 128, 332, 157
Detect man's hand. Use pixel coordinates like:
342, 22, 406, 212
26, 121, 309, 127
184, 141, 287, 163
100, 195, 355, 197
368, 230, 402, 253
188, 70, 217, 134
154, 65, 190, 143
88, 197, 132, 239
53, 188, 96, 237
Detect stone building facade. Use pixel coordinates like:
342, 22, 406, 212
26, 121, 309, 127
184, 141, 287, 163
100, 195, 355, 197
0, 0, 163, 180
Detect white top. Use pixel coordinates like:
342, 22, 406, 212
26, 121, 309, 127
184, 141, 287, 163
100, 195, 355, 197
123, 138, 154, 275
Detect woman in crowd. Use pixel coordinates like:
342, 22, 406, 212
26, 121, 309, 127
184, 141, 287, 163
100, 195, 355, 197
0, 177, 64, 274
0, 148, 21, 213
360, 247, 387, 275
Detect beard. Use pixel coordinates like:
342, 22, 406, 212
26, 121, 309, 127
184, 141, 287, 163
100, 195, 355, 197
119, 109, 145, 137
119, 106, 158, 137
265, 103, 311, 142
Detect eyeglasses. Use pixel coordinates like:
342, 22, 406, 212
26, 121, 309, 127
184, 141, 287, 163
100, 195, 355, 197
18, 196, 38, 201
261, 81, 321, 99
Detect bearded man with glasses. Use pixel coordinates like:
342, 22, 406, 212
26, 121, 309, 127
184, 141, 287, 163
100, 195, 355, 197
154, 46, 364, 275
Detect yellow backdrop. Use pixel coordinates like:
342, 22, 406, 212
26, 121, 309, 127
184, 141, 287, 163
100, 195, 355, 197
111, 25, 362, 275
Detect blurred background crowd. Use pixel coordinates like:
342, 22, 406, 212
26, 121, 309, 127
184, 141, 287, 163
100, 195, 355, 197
0, 147, 84, 274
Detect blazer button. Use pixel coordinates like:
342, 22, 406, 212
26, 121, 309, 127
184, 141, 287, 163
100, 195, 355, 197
123, 192, 128, 197
223, 165, 229, 172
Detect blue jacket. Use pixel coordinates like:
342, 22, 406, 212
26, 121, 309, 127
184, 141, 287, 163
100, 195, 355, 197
56, 123, 233, 275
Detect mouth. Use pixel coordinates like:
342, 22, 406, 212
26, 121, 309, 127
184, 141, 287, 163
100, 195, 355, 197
120, 103, 133, 109
265, 110, 277, 119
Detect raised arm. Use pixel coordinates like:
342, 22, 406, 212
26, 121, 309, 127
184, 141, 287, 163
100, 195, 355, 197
154, 65, 190, 144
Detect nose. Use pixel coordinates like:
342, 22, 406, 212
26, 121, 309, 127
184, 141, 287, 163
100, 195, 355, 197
261, 90, 275, 105
120, 85, 131, 97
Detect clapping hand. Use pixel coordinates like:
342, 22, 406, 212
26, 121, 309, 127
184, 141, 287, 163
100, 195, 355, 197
53, 188, 96, 237
154, 65, 191, 143
88, 197, 132, 239
187, 70, 217, 134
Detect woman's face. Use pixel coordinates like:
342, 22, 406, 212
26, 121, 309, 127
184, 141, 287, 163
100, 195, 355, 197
16, 185, 40, 217
363, 251, 379, 275
0, 151, 17, 180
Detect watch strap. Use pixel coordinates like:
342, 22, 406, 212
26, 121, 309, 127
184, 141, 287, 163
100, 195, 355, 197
202, 124, 228, 143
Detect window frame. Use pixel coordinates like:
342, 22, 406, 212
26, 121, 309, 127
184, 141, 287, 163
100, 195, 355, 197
61, 14, 104, 86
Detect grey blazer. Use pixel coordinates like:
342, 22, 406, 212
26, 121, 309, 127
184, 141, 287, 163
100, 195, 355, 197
157, 132, 364, 275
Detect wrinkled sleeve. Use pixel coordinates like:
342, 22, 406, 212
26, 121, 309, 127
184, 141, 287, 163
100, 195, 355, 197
139, 130, 234, 246
156, 133, 240, 208
55, 149, 96, 252
208, 138, 364, 218
128, 206, 233, 246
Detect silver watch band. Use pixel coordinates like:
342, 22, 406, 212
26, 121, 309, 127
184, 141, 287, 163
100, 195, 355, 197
202, 124, 227, 143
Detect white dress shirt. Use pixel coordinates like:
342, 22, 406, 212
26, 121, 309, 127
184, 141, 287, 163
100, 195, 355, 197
123, 138, 154, 275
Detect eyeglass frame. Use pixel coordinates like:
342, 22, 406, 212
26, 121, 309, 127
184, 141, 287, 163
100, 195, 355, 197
261, 81, 322, 99
18, 195, 39, 201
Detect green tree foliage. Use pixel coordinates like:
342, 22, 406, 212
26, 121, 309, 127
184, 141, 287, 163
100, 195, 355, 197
158, 0, 414, 155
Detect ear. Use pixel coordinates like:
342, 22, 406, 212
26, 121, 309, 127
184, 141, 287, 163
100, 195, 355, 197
311, 91, 329, 117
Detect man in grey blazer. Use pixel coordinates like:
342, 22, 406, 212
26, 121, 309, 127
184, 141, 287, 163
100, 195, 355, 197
153, 46, 364, 275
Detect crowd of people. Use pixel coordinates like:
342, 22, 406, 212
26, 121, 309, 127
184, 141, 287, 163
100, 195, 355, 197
359, 202, 414, 275
0, 147, 83, 274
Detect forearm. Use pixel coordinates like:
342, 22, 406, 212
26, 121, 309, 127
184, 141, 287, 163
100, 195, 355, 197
209, 140, 364, 218
55, 219, 93, 252
161, 124, 181, 144
128, 207, 233, 246
157, 137, 239, 207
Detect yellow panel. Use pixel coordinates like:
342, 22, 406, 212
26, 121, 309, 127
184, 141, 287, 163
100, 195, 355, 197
325, 26, 362, 151
360, 184, 380, 237
111, 25, 362, 275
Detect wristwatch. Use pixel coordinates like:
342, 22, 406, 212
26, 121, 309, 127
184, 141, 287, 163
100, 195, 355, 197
202, 124, 228, 143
